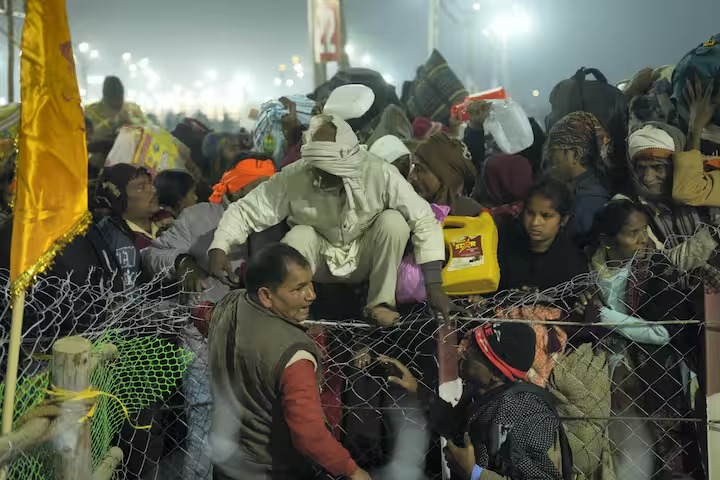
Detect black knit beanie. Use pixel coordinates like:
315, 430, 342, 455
469, 322, 536, 376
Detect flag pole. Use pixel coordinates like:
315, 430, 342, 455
1, 290, 26, 435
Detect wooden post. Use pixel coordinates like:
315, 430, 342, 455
52, 336, 92, 480
92, 446, 123, 480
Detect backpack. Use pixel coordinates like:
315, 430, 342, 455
546, 67, 629, 190
672, 33, 720, 126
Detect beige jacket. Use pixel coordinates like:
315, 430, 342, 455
209, 153, 445, 274
673, 150, 720, 206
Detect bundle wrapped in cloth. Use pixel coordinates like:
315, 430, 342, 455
106, 125, 196, 176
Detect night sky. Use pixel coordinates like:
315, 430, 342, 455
4, 0, 720, 115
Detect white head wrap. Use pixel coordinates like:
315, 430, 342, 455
369, 135, 411, 164
628, 124, 675, 159
301, 114, 368, 232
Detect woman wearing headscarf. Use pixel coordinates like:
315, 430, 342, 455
409, 132, 481, 216
546, 111, 613, 238
474, 153, 534, 220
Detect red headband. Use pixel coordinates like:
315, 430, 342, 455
474, 324, 528, 382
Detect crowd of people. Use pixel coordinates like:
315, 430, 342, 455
2, 32, 720, 480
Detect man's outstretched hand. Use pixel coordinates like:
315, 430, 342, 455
208, 248, 240, 287
427, 285, 466, 323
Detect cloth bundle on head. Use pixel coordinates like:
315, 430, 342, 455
628, 123, 676, 160
209, 157, 276, 204
95, 163, 149, 215
469, 322, 537, 382
301, 114, 368, 232
253, 95, 315, 166
548, 111, 613, 177
412, 116, 447, 140
369, 135, 411, 164
415, 132, 476, 207
482, 153, 533, 206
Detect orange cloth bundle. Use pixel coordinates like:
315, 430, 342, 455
209, 158, 276, 203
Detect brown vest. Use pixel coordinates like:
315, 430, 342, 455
209, 291, 321, 480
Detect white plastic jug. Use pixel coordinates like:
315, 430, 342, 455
484, 99, 534, 154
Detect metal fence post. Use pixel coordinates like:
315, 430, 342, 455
705, 291, 720, 477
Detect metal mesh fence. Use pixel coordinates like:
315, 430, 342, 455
0, 242, 711, 479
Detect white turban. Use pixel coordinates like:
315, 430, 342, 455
628, 124, 675, 160
369, 135, 411, 164
301, 114, 368, 232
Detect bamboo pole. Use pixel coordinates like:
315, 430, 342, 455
1, 290, 26, 436
52, 336, 92, 480
92, 446, 123, 480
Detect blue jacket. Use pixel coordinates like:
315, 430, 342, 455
568, 171, 610, 238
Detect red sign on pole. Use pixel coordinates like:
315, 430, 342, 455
313, 0, 342, 64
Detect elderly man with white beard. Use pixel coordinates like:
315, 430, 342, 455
208, 112, 458, 326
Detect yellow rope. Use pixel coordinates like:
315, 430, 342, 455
44, 385, 151, 431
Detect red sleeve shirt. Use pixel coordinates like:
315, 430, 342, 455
281, 359, 358, 477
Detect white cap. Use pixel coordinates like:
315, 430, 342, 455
369, 135, 411, 163
628, 124, 675, 159
323, 84, 375, 121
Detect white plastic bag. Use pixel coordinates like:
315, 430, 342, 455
485, 99, 533, 154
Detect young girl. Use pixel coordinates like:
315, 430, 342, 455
587, 199, 701, 479
496, 177, 588, 292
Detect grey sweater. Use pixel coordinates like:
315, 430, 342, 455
142, 201, 248, 303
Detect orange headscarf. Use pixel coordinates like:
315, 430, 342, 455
209, 158, 276, 203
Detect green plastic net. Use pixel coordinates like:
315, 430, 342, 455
0, 332, 192, 479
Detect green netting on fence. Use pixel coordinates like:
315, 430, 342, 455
0, 332, 193, 480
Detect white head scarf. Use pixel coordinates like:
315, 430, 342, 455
628, 124, 675, 159
301, 114, 369, 232
369, 135, 411, 164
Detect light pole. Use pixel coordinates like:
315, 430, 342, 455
5, 0, 15, 102
427, 0, 439, 56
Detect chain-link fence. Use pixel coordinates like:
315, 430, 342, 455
0, 243, 711, 479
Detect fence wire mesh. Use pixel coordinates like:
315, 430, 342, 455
0, 242, 711, 480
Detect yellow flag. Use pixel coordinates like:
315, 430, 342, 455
9, 0, 91, 298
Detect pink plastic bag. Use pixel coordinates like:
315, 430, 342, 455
396, 204, 451, 304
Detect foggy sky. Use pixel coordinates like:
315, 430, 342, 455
61, 0, 720, 113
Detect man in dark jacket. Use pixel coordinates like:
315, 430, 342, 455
380, 323, 570, 480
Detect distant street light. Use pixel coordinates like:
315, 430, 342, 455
285, 79, 295, 88
532, 89, 540, 97
472, 3, 481, 11
138, 58, 150, 70
122, 52, 132, 63
273, 77, 282, 87
205, 69, 218, 81
345, 44, 355, 56
361, 54, 372, 66
128, 64, 138, 73
89, 49, 99, 60
78, 42, 90, 53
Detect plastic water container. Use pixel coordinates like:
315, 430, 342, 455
451, 87, 507, 122
484, 99, 534, 154
442, 212, 500, 296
